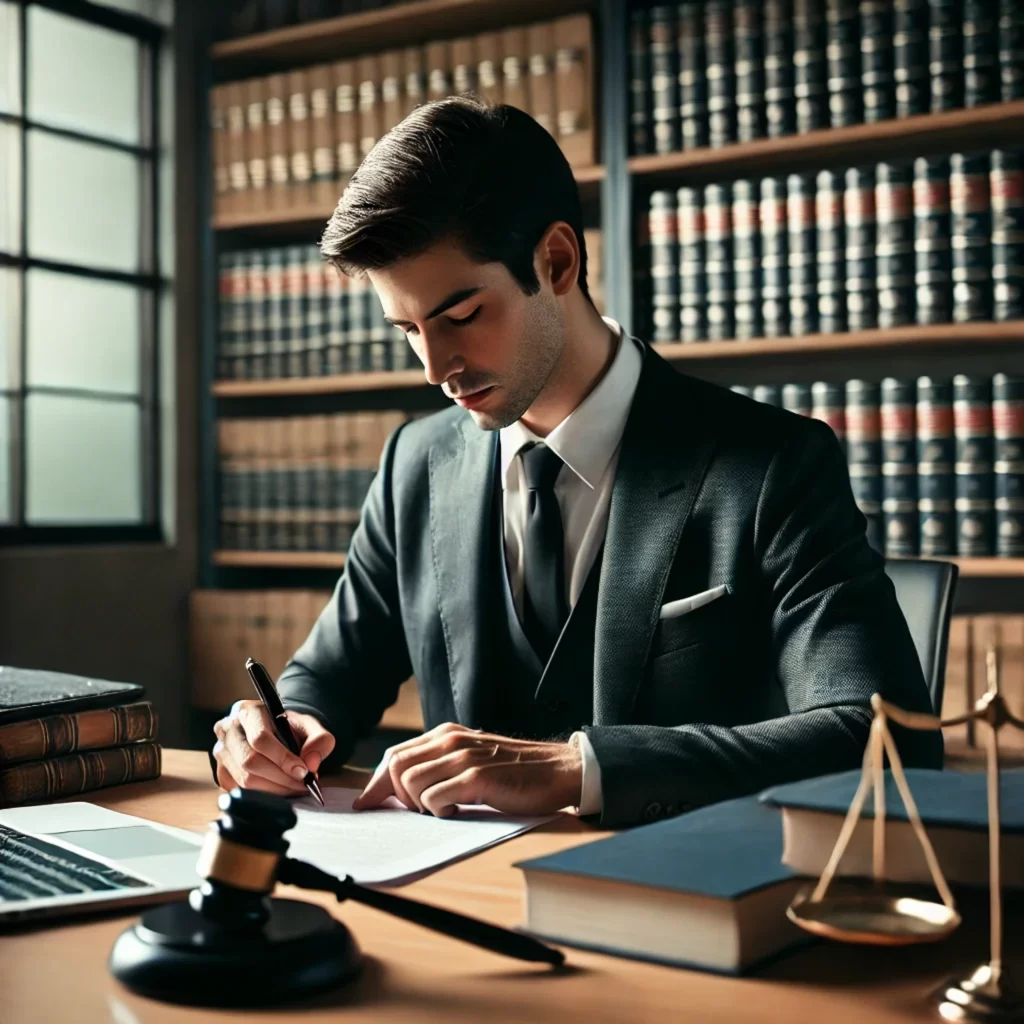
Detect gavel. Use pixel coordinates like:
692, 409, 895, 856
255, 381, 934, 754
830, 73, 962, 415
109, 788, 563, 1008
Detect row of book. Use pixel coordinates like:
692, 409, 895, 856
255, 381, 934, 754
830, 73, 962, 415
213, 1, 419, 41
629, 0, 1024, 157
211, 14, 595, 218
216, 231, 604, 381
944, 614, 1024, 751
217, 411, 408, 552
189, 589, 423, 728
734, 373, 1024, 558
642, 149, 1024, 342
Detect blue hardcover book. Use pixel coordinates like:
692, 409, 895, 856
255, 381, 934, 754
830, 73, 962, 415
760, 769, 1024, 889
514, 797, 809, 976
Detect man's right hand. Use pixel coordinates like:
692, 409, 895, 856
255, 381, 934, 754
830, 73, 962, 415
212, 700, 336, 795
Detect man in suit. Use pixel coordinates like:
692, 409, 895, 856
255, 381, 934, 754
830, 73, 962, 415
212, 98, 941, 828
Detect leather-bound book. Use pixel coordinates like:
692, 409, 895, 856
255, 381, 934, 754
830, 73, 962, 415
501, 27, 530, 113
265, 73, 291, 210
425, 41, 451, 102
476, 31, 503, 106
450, 37, 477, 97
287, 69, 313, 207
0, 702, 157, 767
210, 84, 231, 212
308, 63, 336, 208
403, 46, 426, 116
244, 77, 270, 213
0, 667, 144, 726
553, 14, 595, 168
0, 743, 161, 808
379, 50, 405, 135
333, 59, 359, 183
526, 22, 556, 136
357, 55, 381, 161
225, 81, 249, 214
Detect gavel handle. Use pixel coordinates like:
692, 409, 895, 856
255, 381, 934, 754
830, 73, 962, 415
277, 857, 564, 967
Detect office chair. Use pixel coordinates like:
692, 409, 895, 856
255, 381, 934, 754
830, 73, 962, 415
883, 557, 959, 716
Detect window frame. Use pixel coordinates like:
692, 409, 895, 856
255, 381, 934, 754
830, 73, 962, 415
0, 0, 167, 545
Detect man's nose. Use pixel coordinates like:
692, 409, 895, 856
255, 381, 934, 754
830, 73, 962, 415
419, 331, 460, 387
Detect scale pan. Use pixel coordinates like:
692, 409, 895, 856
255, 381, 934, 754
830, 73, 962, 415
787, 890, 961, 946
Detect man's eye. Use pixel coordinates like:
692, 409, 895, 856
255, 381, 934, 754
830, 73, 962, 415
448, 307, 482, 327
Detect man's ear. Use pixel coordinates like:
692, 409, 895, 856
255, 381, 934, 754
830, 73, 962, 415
536, 221, 580, 298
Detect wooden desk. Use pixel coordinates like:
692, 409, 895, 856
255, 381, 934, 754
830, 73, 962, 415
2, 750, 1020, 1023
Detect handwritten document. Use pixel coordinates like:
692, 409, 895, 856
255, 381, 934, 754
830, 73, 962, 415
285, 788, 555, 887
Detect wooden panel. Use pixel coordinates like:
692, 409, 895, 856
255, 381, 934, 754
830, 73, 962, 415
213, 370, 428, 397
630, 101, 1024, 185
211, 550, 348, 569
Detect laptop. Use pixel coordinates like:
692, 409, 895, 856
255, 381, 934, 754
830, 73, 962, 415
0, 800, 204, 926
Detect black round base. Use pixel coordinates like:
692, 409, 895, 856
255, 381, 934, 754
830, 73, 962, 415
109, 897, 362, 1007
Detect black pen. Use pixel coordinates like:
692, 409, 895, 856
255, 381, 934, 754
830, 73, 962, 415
245, 657, 325, 807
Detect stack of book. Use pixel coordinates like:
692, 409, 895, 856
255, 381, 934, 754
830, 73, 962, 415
733, 372, 1024, 559
629, 0, 1024, 157
644, 148, 1024, 342
211, 13, 596, 218
0, 668, 160, 808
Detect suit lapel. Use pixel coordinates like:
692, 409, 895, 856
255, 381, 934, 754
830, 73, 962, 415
593, 353, 718, 724
428, 417, 497, 727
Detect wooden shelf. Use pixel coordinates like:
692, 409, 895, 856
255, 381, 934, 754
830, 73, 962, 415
629, 101, 1024, 184
652, 321, 1024, 362
211, 0, 592, 68
948, 558, 1024, 578
212, 550, 347, 569
213, 166, 603, 232
213, 369, 428, 397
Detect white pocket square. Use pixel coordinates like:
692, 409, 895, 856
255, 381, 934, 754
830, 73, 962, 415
659, 584, 730, 621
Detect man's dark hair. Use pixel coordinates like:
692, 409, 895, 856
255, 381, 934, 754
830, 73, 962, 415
319, 97, 592, 303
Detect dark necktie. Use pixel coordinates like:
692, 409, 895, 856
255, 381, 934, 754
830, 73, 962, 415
520, 443, 568, 662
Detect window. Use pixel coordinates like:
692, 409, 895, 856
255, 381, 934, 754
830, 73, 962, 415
0, 0, 167, 541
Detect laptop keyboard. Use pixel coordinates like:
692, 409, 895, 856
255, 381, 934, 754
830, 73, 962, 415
0, 823, 149, 901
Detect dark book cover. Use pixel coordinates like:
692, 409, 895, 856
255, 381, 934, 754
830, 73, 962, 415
990, 149, 1024, 322
994, 373, 1024, 556
875, 161, 915, 328
678, 1, 708, 150
794, 0, 828, 133
1000, 0, 1024, 101
678, 186, 706, 341
954, 373, 995, 556
895, 0, 930, 117
881, 377, 919, 556
812, 381, 847, 453
914, 155, 952, 324
764, 0, 796, 137
816, 169, 847, 333
650, 5, 679, 155
826, 0, 863, 128
929, 0, 964, 112
917, 376, 957, 556
860, 0, 895, 122
964, 0, 1000, 107
950, 151, 993, 322
0, 669, 144, 727
650, 190, 680, 343
845, 166, 879, 330
846, 379, 884, 552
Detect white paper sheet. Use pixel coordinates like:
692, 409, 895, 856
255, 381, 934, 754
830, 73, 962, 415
285, 788, 555, 887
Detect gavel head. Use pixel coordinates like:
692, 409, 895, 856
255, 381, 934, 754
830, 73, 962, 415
189, 788, 297, 929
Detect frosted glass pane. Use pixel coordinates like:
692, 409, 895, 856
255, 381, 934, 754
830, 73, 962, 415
26, 394, 141, 523
0, 3, 19, 115
27, 270, 140, 394
99, 0, 173, 26
0, 266, 19, 390
28, 7, 140, 145
0, 396, 11, 523
0, 121, 19, 254
27, 131, 140, 272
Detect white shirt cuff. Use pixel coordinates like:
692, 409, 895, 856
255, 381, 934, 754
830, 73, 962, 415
572, 730, 603, 815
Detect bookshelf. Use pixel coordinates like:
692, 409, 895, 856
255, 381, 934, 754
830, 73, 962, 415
212, 550, 347, 569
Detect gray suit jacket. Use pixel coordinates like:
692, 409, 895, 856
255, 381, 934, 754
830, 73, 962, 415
277, 348, 942, 827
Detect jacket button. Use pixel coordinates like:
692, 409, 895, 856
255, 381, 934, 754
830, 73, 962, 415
642, 801, 663, 822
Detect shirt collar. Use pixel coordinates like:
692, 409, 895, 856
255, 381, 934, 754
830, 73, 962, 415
499, 317, 644, 491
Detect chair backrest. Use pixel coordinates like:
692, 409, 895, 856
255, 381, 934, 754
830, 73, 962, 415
883, 558, 959, 715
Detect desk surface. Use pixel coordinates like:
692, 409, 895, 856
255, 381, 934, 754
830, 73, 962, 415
2, 749, 1020, 1023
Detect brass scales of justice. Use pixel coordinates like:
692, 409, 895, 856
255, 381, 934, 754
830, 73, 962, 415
786, 641, 1024, 1021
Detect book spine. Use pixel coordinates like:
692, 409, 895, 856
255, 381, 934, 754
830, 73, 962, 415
451, 36, 477, 98
225, 82, 249, 213
285, 245, 307, 379
290, 417, 309, 551
881, 377, 919, 555
677, 186, 705, 341
895, 0, 930, 117
990, 148, 1024, 321
0, 703, 159, 768
826, 0, 863, 128
218, 419, 238, 549
760, 176, 789, 337
650, 190, 679, 343
527, 26, 557, 137
305, 246, 325, 378
265, 74, 290, 210
929, 0, 963, 112
963, 0, 1000, 107
705, 181, 734, 340
210, 85, 231, 211
794, 0, 828, 133
734, 0, 765, 143
310, 415, 331, 551
812, 380, 848, 454
247, 249, 269, 380
358, 55, 381, 162
236, 420, 255, 551
329, 414, 349, 551
917, 376, 957, 555
334, 60, 359, 181
705, 0, 736, 149
860, 0, 895, 123
217, 252, 236, 380
629, 7, 652, 156
753, 384, 782, 406
265, 247, 286, 379
650, 6, 680, 155
678, 2, 708, 150
845, 165, 878, 330
876, 161, 916, 328
950, 150, 993, 322
476, 31, 504, 107
403, 46, 426, 119
764, 0, 796, 139
379, 49, 406, 134
325, 266, 346, 376
308, 63, 336, 209
253, 419, 272, 551
846, 379, 884, 552
287, 70, 312, 207
787, 171, 818, 335
501, 29, 530, 115
782, 382, 812, 416
347, 274, 371, 373
1000, 0, 1024, 101
816, 169, 847, 333
914, 155, 952, 324
0, 743, 161, 808
553, 15, 595, 168
244, 77, 269, 214
732, 178, 762, 339
954, 373, 995, 555
994, 373, 1024, 556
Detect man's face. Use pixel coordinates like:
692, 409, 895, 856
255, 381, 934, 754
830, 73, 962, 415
365, 238, 565, 430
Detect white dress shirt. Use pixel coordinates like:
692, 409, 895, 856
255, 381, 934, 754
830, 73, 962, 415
499, 317, 644, 815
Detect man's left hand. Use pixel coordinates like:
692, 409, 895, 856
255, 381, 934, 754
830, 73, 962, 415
352, 722, 583, 817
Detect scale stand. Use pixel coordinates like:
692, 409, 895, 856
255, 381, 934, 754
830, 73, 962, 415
787, 643, 1024, 1021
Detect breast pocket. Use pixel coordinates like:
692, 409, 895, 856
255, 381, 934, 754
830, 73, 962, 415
652, 584, 735, 658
